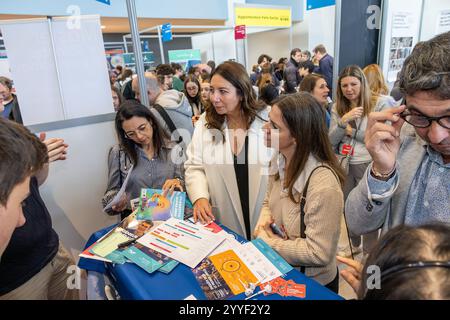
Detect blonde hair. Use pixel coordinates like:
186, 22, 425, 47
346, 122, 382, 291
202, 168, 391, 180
363, 64, 389, 96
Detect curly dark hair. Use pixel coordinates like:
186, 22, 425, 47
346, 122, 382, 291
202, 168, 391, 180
398, 31, 450, 99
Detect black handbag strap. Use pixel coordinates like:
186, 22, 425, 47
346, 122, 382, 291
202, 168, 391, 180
118, 148, 123, 187
299, 165, 338, 274
153, 104, 182, 144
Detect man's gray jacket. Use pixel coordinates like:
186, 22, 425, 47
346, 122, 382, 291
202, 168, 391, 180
345, 126, 426, 236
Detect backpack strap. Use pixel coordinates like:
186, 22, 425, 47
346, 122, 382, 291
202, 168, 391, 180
299, 165, 339, 274
153, 104, 182, 144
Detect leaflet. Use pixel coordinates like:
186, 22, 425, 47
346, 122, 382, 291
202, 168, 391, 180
235, 241, 283, 284
208, 249, 259, 295
103, 165, 134, 212
137, 188, 186, 221
192, 258, 234, 300
137, 218, 226, 268
251, 238, 293, 275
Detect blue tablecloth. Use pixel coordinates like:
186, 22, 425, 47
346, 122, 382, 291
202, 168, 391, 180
78, 224, 343, 300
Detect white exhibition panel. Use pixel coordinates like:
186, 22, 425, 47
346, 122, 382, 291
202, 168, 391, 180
0, 59, 12, 79
39, 120, 118, 258
0, 15, 113, 126
51, 16, 114, 119
379, 0, 424, 83
191, 29, 237, 65
0, 19, 65, 125
191, 33, 214, 63
213, 29, 238, 64
420, 0, 450, 41
306, 5, 335, 55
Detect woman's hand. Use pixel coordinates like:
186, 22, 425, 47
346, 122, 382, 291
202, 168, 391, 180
112, 192, 129, 212
254, 217, 277, 239
341, 107, 363, 125
336, 256, 364, 295
192, 115, 200, 126
193, 198, 215, 224
162, 178, 183, 196
345, 124, 353, 137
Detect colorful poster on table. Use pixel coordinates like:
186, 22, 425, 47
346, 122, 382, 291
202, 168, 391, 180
192, 258, 234, 300
137, 218, 226, 268
209, 249, 259, 295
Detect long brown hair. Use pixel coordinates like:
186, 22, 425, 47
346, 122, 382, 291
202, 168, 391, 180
206, 61, 265, 137
272, 92, 345, 203
363, 64, 389, 96
336, 65, 376, 118
184, 74, 203, 113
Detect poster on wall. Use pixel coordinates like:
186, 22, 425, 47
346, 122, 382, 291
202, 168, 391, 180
105, 49, 125, 70
436, 10, 450, 35
0, 51, 12, 79
168, 49, 201, 73
387, 12, 417, 82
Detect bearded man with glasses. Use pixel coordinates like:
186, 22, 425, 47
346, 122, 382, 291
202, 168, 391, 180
345, 31, 450, 237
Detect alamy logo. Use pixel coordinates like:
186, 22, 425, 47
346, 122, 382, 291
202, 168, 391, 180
66, 5, 81, 30
367, 5, 382, 30
66, 265, 81, 290
366, 265, 381, 290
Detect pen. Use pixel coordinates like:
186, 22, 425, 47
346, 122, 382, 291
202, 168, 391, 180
117, 238, 138, 249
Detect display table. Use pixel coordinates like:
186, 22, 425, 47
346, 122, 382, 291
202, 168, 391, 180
78, 224, 343, 300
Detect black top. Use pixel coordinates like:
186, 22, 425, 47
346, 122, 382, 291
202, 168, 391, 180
6, 94, 23, 124
0, 177, 59, 295
233, 136, 250, 240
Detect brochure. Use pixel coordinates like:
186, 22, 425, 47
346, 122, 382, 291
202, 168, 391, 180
137, 188, 186, 221
88, 211, 153, 259
137, 218, 226, 268
103, 165, 134, 212
192, 258, 234, 300
208, 249, 259, 296
121, 242, 171, 274
158, 260, 180, 274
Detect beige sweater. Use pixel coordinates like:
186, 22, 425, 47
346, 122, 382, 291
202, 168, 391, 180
255, 165, 344, 286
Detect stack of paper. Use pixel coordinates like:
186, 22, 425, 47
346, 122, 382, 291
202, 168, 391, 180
79, 212, 180, 273
192, 238, 293, 300
137, 218, 227, 268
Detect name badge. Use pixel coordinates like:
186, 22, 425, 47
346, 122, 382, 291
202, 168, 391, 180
341, 143, 354, 156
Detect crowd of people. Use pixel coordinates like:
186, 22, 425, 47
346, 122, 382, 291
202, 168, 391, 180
1, 31, 449, 300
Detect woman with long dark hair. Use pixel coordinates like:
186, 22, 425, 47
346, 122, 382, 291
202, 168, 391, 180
185, 61, 272, 240
102, 100, 184, 218
184, 74, 204, 116
254, 92, 345, 293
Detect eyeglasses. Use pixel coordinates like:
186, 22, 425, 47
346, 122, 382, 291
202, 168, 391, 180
400, 98, 450, 129
124, 122, 150, 139
400, 111, 450, 129
380, 260, 450, 280
186, 86, 198, 91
